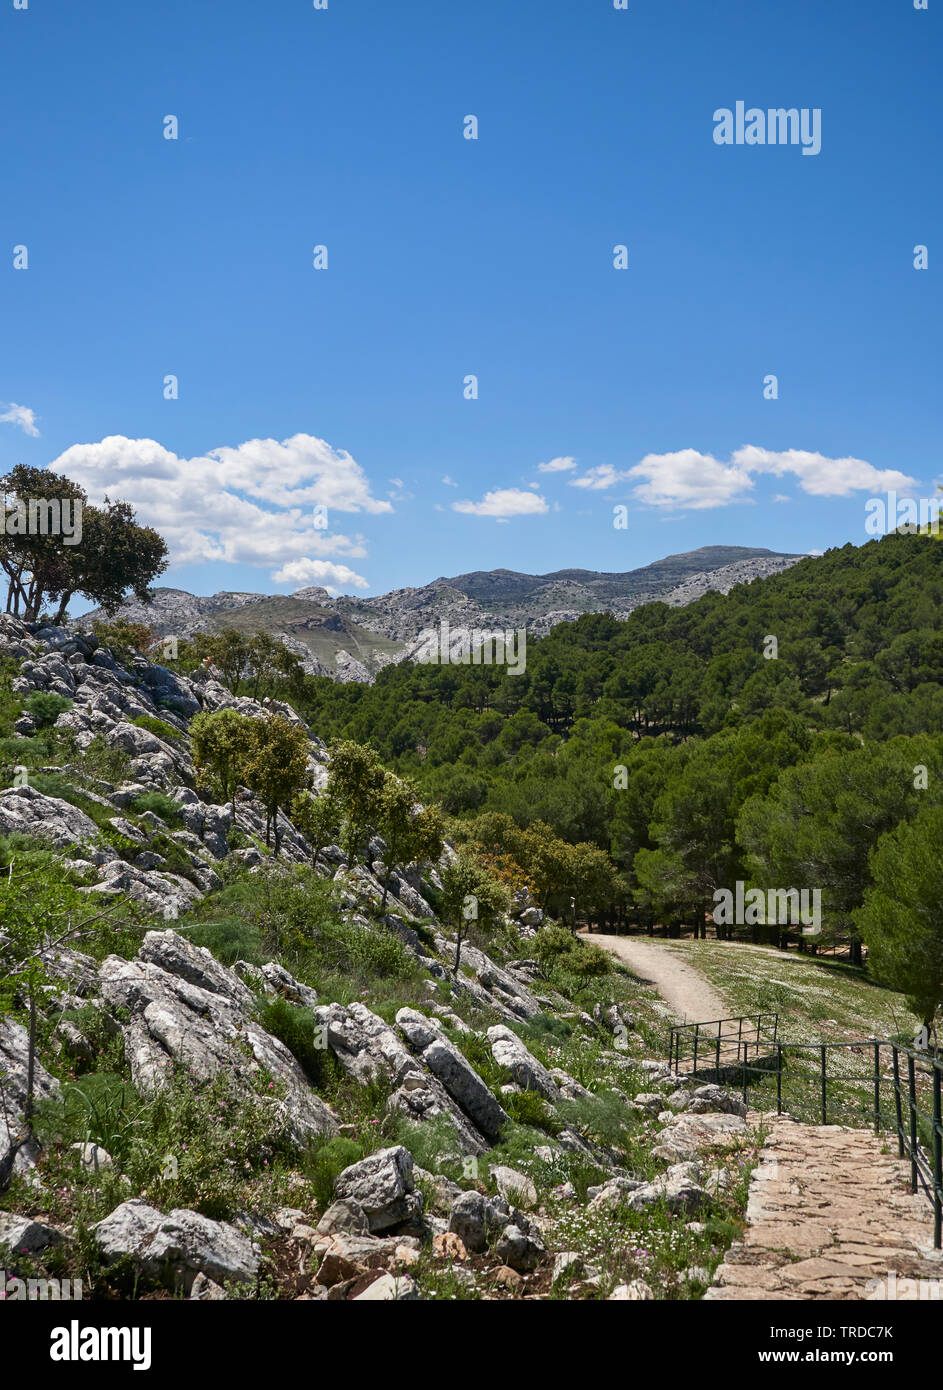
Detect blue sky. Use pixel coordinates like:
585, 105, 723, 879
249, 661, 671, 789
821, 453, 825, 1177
1, 0, 939, 606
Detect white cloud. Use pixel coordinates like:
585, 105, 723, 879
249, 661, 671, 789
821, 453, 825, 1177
1, 403, 39, 437
441, 474, 458, 487
270, 558, 370, 593
49, 432, 390, 573
570, 464, 629, 491
629, 450, 754, 509
731, 446, 915, 498
773, 494, 791, 503
537, 455, 577, 473
571, 445, 917, 510
452, 488, 549, 518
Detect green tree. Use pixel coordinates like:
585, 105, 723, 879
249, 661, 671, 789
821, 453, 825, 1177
375, 773, 445, 913
327, 740, 387, 869
0, 465, 168, 622
440, 850, 511, 975
853, 806, 943, 1044
242, 715, 312, 855
190, 708, 254, 817
290, 788, 343, 872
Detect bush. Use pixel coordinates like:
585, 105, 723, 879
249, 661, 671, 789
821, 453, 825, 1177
303, 1135, 363, 1211
80, 735, 133, 784
131, 714, 182, 744
178, 916, 264, 964
257, 997, 338, 1089
90, 620, 157, 668
198, 869, 423, 990
127, 790, 183, 825
533, 922, 611, 978
23, 690, 73, 728
502, 1089, 561, 1134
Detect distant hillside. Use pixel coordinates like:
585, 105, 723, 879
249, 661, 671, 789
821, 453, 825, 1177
88, 545, 801, 680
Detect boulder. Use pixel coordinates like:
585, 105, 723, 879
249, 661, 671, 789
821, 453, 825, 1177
353, 1272, 420, 1301
93, 1200, 260, 1291
0, 1214, 65, 1254
0, 787, 99, 852
685, 1084, 748, 1118
447, 1190, 509, 1254
316, 1200, 370, 1237
333, 1147, 422, 1233
486, 1025, 561, 1101
491, 1165, 538, 1211
494, 1224, 545, 1273
609, 1279, 655, 1300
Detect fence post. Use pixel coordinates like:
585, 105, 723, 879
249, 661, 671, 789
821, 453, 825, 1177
692, 1028, 698, 1078
777, 1044, 783, 1115
892, 1047, 904, 1158
908, 1053, 918, 1195
873, 1041, 881, 1135
933, 1059, 941, 1251
715, 1029, 721, 1078
820, 1045, 827, 1125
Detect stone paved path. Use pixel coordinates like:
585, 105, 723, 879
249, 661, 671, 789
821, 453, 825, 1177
706, 1115, 943, 1300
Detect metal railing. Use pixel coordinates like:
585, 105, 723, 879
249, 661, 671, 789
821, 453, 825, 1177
668, 1015, 943, 1249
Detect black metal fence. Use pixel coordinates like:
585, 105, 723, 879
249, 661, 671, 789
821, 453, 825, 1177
668, 1014, 943, 1249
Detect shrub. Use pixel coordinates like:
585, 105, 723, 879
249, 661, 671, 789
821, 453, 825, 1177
23, 690, 73, 728
80, 735, 133, 784
257, 997, 338, 1089
90, 619, 158, 668
178, 916, 264, 964
131, 714, 182, 744
303, 1136, 363, 1211
127, 790, 183, 825
533, 922, 611, 978
502, 1089, 561, 1135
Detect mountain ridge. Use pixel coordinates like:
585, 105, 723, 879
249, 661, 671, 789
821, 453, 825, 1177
88, 546, 803, 681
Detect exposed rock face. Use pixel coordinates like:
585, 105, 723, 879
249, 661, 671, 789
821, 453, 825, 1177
0, 1017, 61, 1181
0, 787, 100, 852
313, 1001, 494, 1154
93, 1199, 260, 1291
98, 931, 338, 1144
395, 1009, 508, 1142
0, 1213, 65, 1254
487, 1025, 561, 1101
651, 1111, 747, 1163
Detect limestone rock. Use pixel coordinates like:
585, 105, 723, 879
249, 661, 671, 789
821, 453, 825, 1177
333, 1146, 422, 1233
93, 1200, 260, 1291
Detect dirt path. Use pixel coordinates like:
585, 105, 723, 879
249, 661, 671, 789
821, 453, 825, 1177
706, 1116, 943, 1300
583, 932, 729, 1024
